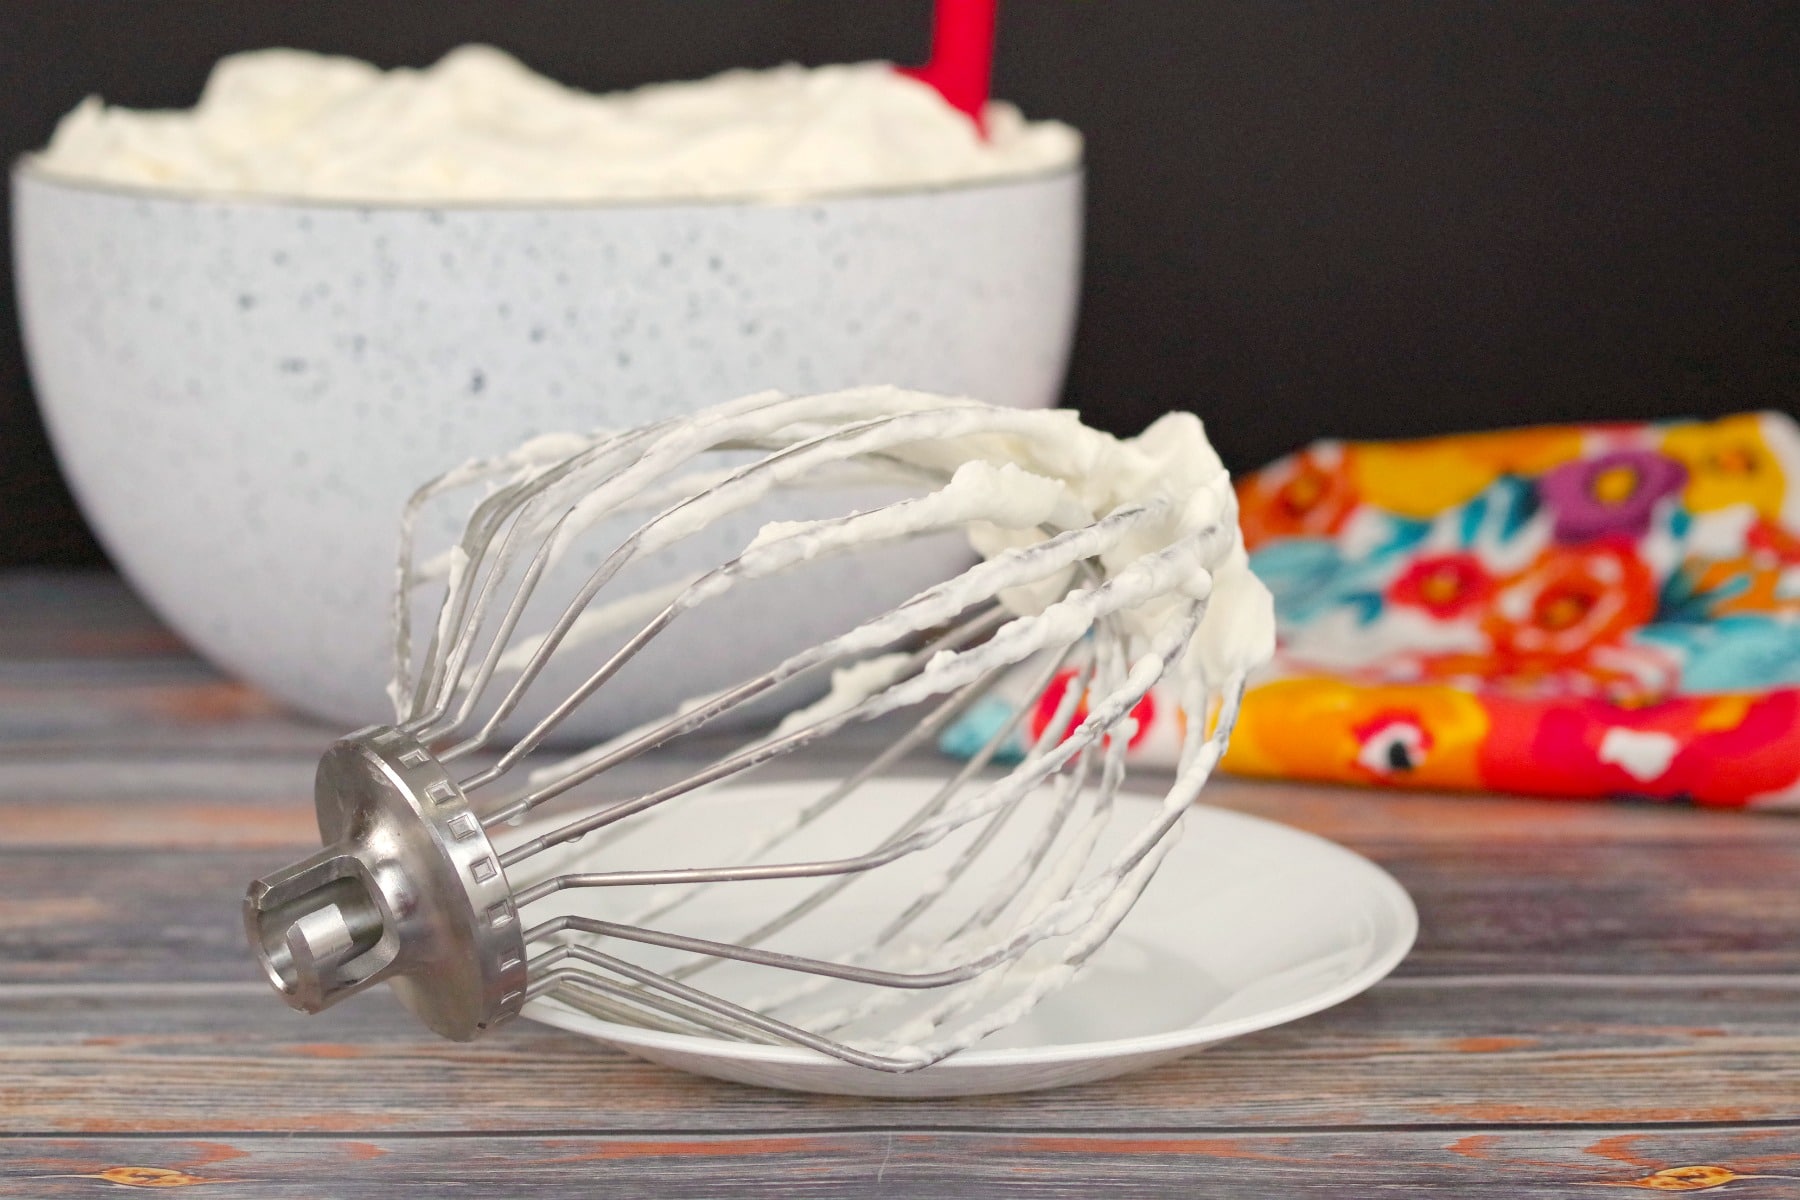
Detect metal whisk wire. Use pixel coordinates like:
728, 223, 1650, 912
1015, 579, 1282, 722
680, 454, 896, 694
244, 387, 1248, 1072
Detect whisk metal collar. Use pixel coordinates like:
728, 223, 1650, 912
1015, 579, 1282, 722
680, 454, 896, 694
243, 726, 528, 1040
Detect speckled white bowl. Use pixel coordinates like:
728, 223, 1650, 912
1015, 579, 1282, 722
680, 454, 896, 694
13, 161, 1081, 736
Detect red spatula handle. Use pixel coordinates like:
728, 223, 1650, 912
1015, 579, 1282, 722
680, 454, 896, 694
900, 0, 998, 135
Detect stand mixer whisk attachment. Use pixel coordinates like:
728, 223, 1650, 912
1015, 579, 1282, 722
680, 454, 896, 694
244, 387, 1271, 1072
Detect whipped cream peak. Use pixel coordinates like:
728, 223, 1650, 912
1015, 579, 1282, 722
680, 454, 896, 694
36, 46, 1082, 202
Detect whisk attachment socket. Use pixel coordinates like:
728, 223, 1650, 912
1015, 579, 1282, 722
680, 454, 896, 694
243, 726, 528, 1040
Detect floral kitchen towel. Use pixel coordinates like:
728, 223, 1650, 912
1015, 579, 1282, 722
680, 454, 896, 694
943, 411, 1800, 808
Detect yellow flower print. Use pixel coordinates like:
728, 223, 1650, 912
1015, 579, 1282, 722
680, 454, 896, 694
1225, 677, 1490, 789
1660, 412, 1789, 520
1347, 425, 1585, 518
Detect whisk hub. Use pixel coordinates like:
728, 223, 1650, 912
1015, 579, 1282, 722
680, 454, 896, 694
244, 727, 528, 1040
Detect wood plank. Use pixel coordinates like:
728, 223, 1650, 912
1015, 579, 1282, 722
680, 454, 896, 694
0, 677, 330, 758
8, 753, 1794, 848
5, 815, 1796, 983
1203, 777, 1800, 846
0, 571, 182, 660
7, 571, 1800, 843
0, 571, 332, 755
4, 1127, 1798, 1198
7, 569, 1800, 1179
2, 983, 1797, 1134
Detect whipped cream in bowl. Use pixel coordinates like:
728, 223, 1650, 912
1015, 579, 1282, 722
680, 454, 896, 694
32, 45, 1080, 203
14, 46, 1084, 735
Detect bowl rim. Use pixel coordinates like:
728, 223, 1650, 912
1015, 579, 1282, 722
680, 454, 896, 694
9, 152, 1082, 213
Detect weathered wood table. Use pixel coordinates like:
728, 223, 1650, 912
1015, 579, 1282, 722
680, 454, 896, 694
3, 570, 1797, 1197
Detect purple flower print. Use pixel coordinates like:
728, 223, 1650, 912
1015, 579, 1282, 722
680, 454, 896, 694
1538, 450, 1688, 543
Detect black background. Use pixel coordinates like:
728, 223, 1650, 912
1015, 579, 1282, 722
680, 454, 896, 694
4, 1, 1798, 566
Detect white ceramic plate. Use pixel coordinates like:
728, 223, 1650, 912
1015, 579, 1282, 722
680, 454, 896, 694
519, 778, 1417, 1097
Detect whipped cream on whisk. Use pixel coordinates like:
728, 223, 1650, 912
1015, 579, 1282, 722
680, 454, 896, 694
379, 387, 1271, 1068
407, 387, 1274, 729
751, 396, 1277, 742
35, 45, 1081, 201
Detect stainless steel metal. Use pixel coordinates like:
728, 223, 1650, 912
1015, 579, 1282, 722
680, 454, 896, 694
244, 726, 527, 1040
243, 388, 1247, 1072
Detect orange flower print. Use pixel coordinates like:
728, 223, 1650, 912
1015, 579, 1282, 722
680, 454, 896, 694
1682, 556, 1800, 619
1387, 553, 1497, 620
1236, 445, 1357, 550
1484, 542, 1657, 662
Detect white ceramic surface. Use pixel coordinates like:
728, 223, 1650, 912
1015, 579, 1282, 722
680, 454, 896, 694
13, 164, 1081, 736
519, 779, 1418, 1098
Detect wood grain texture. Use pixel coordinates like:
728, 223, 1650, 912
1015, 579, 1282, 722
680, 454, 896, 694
6, 570, 1800, 1195
4, 807, 1796, 984
0, 674, 329, 758
0, 572, 182, 660
2, 982, 1798, 1134
8, 755, 1791, 847
4, 1128, 1799, 1198
0, 571, 331, 755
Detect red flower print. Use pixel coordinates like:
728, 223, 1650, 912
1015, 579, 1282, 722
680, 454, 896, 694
1746, 517, 1800, 565
1387, 553, 1497, 620
1477, 687, 1800, 806
1032, 668, 1157, 751
1351, 711, 1434, 778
